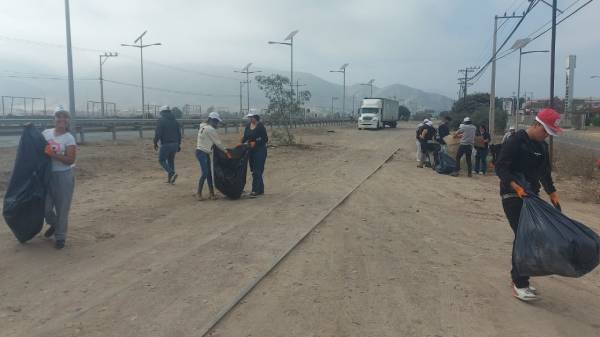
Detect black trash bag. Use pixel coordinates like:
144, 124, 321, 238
514, 194, 600, 278
213, 144, 249, 200
3, 125, 51, 243
435, 152, 457, 175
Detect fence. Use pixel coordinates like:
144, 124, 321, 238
0, 117, 355, 143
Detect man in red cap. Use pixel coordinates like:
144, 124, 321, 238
495, 108, 562, 301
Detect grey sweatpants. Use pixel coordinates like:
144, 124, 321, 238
45, 169, 75, 241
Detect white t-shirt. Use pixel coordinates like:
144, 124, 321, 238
42, 128, 76, 171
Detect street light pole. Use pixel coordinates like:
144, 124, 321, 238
360, 79, 375, 97
121, 31, 161, 118
268, 30, 299, 122
64, 0, 76, 136
99, 52, 118, 117
515, 49, 549, 129
331, 97, 338, 117
330, 63, 349, 116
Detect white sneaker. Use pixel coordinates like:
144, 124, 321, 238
528, 285, 537, 294
512, 284, 537, 301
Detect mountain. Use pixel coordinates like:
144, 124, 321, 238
0, 60, 453, 116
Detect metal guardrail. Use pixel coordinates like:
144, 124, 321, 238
0, 117, 355, 142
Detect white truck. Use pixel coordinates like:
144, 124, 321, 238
357, 98, 399, 130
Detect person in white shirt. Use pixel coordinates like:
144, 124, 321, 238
195, 112, 230, 200
42, 106, 77, 249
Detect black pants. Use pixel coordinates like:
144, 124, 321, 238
421, 142, 441, 168
502, 197, 530, 288
455, 144, 472, 174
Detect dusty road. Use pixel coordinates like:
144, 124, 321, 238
1, 124, 599, 337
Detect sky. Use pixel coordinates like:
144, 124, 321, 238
0, 0, 599, 101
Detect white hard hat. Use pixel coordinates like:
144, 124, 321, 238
423, 118, 430, 123
509, 126, 515, 130
208, 111, 223, 122
463, 117, 471, 122
245, 112, 259, 118
426, 121, 433, 126
159, 105, 171, 112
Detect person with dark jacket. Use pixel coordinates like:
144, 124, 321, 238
153, 106, 181, 184
474, 124, 491, 175
451, 117, 477, 177
437, 116, 451, 153
495, 108, 562, 302
241, 113, 269, 197
417, 121, 439, 168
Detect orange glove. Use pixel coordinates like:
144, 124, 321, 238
44, 144, 55, 157
549, 192, 561, 210
510, 182, 528, 199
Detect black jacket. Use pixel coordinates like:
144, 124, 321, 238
437, 122, 450, 144
242, 123, 269, 148
495, 129, 556, 196
153, 110, 181, 146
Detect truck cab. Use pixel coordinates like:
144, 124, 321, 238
357, 98, 399, 130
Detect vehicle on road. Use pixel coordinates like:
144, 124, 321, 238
357, 98, 399, 130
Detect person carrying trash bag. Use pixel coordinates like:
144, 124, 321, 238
42, 106, 77, 249
241, 112, 269, 197
153, 106, 182, 185
195, 112, 231, 201
495, 108, 565, 301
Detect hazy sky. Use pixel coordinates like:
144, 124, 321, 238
1, 0, 599, 99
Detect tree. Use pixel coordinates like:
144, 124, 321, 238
449, 93, 507, 133
255, 74, 311, 145
398, 105, 411, 121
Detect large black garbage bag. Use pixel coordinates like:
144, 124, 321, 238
3, 125, 51, 243
514, 194, 600, 278
435, 152, 457, 175
213, 144, 249, 200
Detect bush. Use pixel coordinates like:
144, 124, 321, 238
591, 115, 600, 127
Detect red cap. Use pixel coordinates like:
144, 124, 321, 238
535, 108, 562, 136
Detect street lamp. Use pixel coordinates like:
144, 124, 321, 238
331, 97, 339, 117
360, 79, 375, 97
268, 30, 298, 121
99, 52, 118, 117
330, 63, 349, 116
121, 30, 162, 118
591, 75, 600, 79
512, 38, 549, 129
234, 63, 261, 116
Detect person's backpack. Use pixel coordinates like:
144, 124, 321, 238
514, 194, 600, 277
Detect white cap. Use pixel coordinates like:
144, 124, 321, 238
54, 105, 69, 117
423, 118, 430, 123
509, 126, 515, 130
208, 111, 223, 122
426, 121, 433, 126
463, 117, 471, 122
245, 112, 259, 118
159, 105, 170, 111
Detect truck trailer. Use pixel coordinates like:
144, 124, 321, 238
357, 98, 400, 130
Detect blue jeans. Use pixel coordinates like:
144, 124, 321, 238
475, 148, 489, 174
159, 142, 178, 175
195, 149, 213, 189
249, 145, 267, 194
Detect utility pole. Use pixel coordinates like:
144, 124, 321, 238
458, 67, 479, 103
292, 80, 307, 106
330, 63, 349, 115
239, 81, 244, 116
99, 52, 117, 118
490, 12, 524, 135
64, 0, 76, 137
549, 0, 558, 162
121, 31, 162, 118
331, 97, 338, 117
360, 79, 375, 97
235, 63, 261, 115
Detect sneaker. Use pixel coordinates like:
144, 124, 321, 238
54, 240, 65, 250
167, 173, 173, 184
44, 226, 55, 238
249, 192, 258, 198
170, 173, 178, 185
479, 172, 484, 175
467, 172, 473, 177
450, 171, 459, 177
512, 283, 537, 301
417, 163, 424, 168
528, 285, 537, 294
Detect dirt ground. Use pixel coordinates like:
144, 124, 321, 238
1, 124, 599, 337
